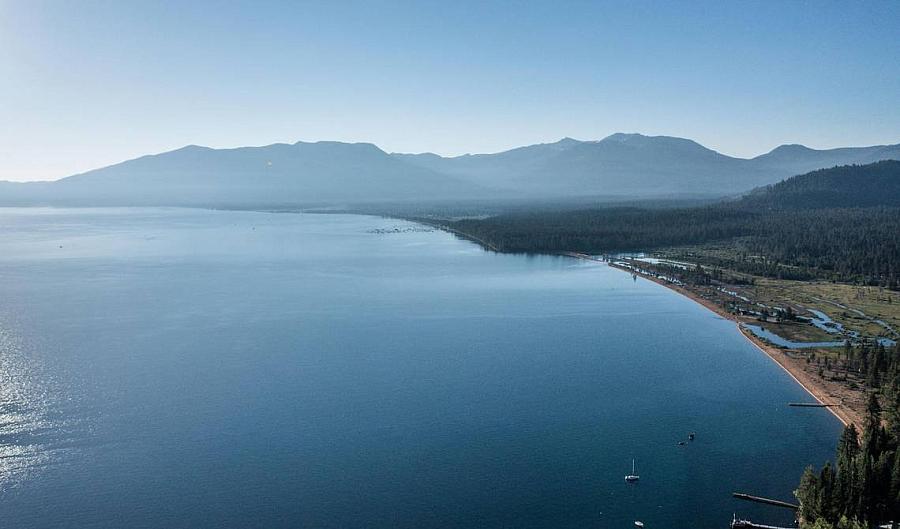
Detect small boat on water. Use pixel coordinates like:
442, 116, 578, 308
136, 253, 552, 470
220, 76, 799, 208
625, 459, 640, 482
635, 521, 644, 528
688, 432, 695, 441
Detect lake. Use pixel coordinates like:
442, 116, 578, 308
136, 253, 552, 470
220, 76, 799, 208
0, 208, 841, 528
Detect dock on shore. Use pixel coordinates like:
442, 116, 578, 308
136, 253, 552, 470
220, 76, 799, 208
732, 492, 799, 510
731, 515, 795, 529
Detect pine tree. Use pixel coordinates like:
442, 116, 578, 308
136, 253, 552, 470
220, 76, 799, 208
890, 452, 900, 523
858, 394, 886, 523
798, 465, 823, 522
836, 516, 866, 529
872, 450, 894, 523
857, 455, 874, 523
862, 393, 883, 460
819, 462, 836, 522
885, 368, 900, 444
836, 424, 861, 517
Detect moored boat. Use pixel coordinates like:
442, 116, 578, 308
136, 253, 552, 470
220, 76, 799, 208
625, 459, 640, 482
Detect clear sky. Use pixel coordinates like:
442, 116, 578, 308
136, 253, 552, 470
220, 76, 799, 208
1, 0, 899, 181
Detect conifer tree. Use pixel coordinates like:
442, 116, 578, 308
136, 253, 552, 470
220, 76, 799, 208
798, 465, 823, 522
836, 424, 860, 517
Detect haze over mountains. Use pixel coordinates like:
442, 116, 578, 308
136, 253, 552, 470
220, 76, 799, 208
398, 133, 900, 197
448, 160, 900, 269
2, 133, 898, 206
0, 141, 481, 206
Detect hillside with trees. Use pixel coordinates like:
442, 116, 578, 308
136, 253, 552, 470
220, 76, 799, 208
450, 161, 900, 288
795, 380, 900, 528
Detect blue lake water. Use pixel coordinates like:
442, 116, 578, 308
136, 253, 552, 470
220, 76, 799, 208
0, 208, 842, 528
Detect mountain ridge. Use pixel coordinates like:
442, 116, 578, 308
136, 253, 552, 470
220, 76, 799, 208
394, 133, 900, 197
2, 134, 898, 206
0, 140, 488, 206
738, 160, 900, 210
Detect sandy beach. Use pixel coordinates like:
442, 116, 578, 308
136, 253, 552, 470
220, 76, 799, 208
590, 255, 862, 428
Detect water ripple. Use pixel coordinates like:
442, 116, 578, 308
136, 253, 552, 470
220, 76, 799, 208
0, 318, 83, 492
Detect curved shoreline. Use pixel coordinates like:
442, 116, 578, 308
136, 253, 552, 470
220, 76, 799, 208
739, 327, 851, 427
427, 225, 859, 428
585, 255, 857, 427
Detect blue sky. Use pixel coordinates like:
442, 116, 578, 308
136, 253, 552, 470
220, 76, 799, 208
1, 0, 899, 181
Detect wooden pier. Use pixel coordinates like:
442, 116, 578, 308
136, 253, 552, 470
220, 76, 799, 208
731, 515, 795, 529
732, 492, 799, 510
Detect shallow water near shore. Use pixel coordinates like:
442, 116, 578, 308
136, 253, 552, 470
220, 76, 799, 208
0, 208, 841, 528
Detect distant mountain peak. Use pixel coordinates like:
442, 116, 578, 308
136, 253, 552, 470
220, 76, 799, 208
600, 132, 700, 146
602, 132, 647, 142
545, 137, 582, 151
753, 142, 900, 167
173, 144, 213, 153
597, 132, 715, 156
774, 143, 813, 151
294, 139, 383, 150
764, 144, 815, 156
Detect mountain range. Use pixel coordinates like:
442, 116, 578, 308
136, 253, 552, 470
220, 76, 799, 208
2, 133, 898, 206
397, 133, 900, 196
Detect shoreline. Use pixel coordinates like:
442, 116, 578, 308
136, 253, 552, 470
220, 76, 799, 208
573, 254, 858, 428
425, 224, 861, 429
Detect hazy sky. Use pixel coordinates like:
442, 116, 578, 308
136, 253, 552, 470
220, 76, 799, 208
2, 1, 899, 181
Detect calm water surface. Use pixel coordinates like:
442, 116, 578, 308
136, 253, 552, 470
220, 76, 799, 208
0, 208, 841, 528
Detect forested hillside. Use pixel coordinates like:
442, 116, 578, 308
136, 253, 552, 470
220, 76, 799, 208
450, 162, 900, 287
795, 374, 900, 528
743, 161, 900, 210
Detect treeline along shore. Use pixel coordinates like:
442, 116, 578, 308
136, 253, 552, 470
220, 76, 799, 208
450, 161, 900, 287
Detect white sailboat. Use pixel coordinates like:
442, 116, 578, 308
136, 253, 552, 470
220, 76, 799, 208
625, 458, 640, 482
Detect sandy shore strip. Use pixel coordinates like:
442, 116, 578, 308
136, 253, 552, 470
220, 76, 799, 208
567, 253, 860, 428
738, 327, 855, 427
